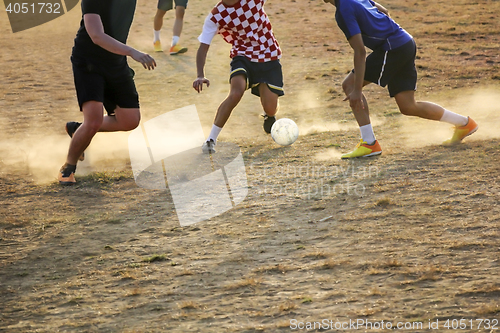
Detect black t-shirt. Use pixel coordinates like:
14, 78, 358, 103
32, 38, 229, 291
72, 0, 137, 64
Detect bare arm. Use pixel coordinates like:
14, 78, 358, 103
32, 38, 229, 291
373, 1, 389, 16
345, 33, 367, 109
84, 14, 156, 70
193, 43, 211, 93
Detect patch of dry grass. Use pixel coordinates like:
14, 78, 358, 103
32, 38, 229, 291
474, 303, 500, 316
278, 301, 298, 312
177, 301, 202, 310
302, 250, 329, 259
225, 277, 264, 290
253, 263, 295, 274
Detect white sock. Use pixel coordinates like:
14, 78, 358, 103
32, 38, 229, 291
172, 36, 180, 46
154, 30, 161, 43
207, 125, 222, 143
440, 109, 468, 127
359, 124, 376, 144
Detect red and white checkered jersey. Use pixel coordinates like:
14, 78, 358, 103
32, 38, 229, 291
198, 0, 281, 62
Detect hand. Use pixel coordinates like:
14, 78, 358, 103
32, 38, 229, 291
193, 77, 210, 93
343, 89, 365, 111
130, 49, 156, 70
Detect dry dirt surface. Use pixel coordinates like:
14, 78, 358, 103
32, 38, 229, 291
1, 0, 500, 332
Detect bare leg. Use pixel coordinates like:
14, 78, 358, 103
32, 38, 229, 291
154, 9, 166, 32
394, 90, 444, 120
173, 6, 185, 41
342, 72, 372, 126
98, 107, 141, 132
66, 104, 140, 165
66, 101, 103, 165
213, 75, 246, 128
258, 83, 279, 117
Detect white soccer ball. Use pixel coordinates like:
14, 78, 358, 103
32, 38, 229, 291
271, 118, 299, 146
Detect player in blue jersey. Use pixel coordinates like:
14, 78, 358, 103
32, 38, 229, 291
323, 0, 477, 158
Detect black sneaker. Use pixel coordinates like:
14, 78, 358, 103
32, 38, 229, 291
262, 115, 276, 134
65, 121, 82, 138
202, 139, 216, 154
65, 122, 85, 161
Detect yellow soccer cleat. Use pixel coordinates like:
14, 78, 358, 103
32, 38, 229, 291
169, 44, 188, 55
341, 139, 382, 159
153, 41, 163, 52
443, 117, 478, 145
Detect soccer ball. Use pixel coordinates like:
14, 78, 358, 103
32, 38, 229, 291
271, 118, 299, 146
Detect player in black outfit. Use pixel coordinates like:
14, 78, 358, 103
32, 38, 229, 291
59, 0, 156, 185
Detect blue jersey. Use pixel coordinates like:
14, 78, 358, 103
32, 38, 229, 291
335, 0, 412, 51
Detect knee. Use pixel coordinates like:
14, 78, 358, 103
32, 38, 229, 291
399, 105, 417, 116
176, 7, 186, 19
83, 120, 102, 135
122, 113, 141, 131
228, 89, 245, 104
342, 79, 352, 95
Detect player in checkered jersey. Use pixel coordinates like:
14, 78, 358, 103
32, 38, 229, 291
193, 0, 284, 154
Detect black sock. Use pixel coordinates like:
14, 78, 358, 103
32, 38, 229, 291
61, 164, 76, 177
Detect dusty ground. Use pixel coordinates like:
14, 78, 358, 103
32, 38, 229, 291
1, 0, 500, 332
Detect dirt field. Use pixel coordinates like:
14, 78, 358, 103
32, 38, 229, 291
1, 0, 500, 332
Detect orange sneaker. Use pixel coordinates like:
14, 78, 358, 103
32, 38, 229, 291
341, 139, 382, 159
443, 117, 478, 145
169, 44, 187, 55
58, 164, 76, 185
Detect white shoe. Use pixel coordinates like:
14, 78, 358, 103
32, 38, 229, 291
202, 139, 216, 154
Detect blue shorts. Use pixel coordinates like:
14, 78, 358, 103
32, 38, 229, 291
364, 39, 418, 97
71, 56, 139, 115
158, 0, 188, 11
229, 56, 284, 97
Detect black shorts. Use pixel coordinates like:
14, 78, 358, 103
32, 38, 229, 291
364, 39, 418, 97
71, 56, 140, 115
229, 56, 284, 97
158, 0, 188, 11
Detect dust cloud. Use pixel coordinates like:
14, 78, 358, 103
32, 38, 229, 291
298, 115, 386, 136
0, 131, 131, 184
2, 88, 496, 184
313, 148, 343, 161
